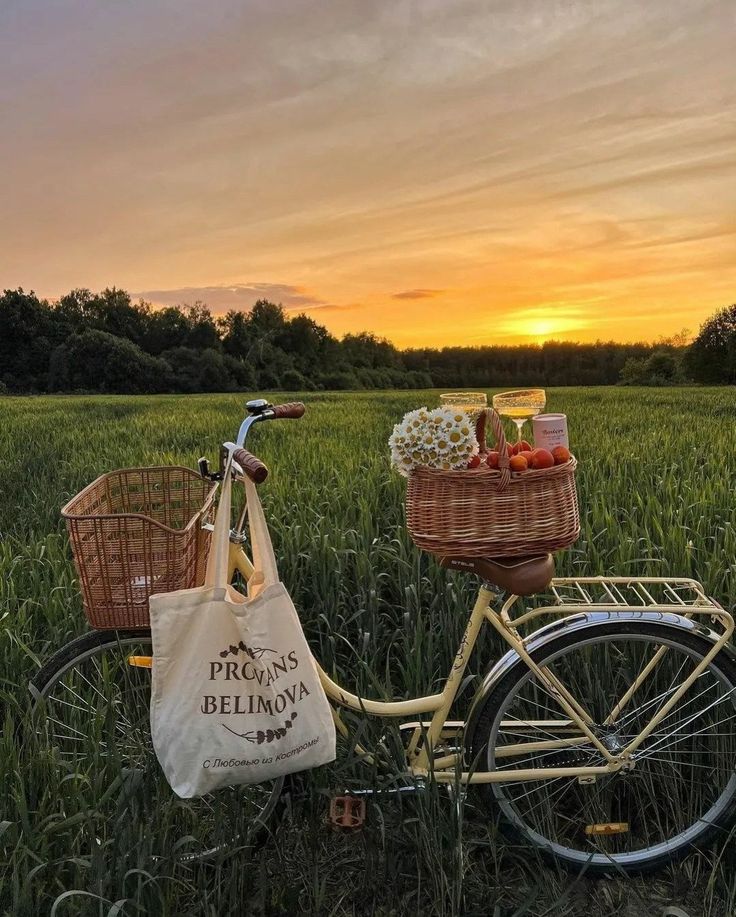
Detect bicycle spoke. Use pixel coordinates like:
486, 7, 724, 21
509, 777, 582, 819
515, 677, 588, 723
611, 660, 693, 729
637, 755, 727, 771
50, 693, 97, 716
75, 665, 112, 703
636, 708, 736, 760
497, 714, 586, 745
45, 715, 89, 739
626, 678, 722, 740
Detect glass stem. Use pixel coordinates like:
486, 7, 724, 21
514, 419, 525, 442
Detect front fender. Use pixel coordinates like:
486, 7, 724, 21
465, 609, 735, 743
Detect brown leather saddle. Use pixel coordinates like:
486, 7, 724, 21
438, 553, 554, 596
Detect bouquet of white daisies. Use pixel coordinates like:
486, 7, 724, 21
389, 406, 479, 476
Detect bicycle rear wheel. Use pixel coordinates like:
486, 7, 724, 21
31, 629, 283, 861
467, 617, 736, 876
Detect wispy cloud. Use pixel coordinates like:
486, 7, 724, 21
135, 284, 326, 314
392, 289, 443, 300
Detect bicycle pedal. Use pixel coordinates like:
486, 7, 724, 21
328, 795, 366, 831
585, 822, 629, 836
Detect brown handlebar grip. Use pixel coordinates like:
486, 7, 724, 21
232, 448, 269, 484
271, 401, 305, 419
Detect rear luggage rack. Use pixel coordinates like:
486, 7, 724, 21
499, 576, 728, 637
549, 576, 721, 612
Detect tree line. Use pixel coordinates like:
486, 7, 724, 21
0, 287, 733, 394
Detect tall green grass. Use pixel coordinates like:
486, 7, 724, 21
2, 388, 736, 915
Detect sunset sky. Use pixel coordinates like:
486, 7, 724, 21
2, 0, 735, 347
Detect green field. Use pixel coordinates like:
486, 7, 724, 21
3, 388, 736, 916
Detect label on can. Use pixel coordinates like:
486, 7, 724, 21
532, 413, 569, 450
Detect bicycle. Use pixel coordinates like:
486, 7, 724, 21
31, 398, 736, 875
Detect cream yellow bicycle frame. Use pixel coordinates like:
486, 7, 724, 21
219, 543, 734, 787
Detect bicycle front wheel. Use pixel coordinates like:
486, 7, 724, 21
467, 616, 736, 876
31, 629, 283, 862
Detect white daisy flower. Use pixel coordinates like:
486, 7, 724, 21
389, 405, 479, 475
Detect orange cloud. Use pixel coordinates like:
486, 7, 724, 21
136, 284, 326, 313
392, 289, 443, 300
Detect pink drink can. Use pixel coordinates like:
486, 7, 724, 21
532, 413, 569, 450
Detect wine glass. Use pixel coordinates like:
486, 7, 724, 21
440, 392, 487, 419
492, 389, 546, 442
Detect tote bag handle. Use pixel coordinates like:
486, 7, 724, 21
204, 452, 234, 588
244, 477, 279, 594
205, 453, 280, 593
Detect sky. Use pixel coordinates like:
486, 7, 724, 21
1, 0, 735, 348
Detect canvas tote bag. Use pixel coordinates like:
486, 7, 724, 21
149, 457, 336, 798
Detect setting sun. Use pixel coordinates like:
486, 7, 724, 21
487, 303, 597, 346
516, 319, 573, 342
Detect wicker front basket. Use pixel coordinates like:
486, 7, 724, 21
62, 467, 217, 629
406, 408, 580, 558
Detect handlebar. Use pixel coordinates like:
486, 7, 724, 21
271, 401, 305, 420
231, 447, 269, 484
220, 400, 306, 484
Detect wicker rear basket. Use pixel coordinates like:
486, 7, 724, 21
406, 408, 579, 558
62, 467, 217, 629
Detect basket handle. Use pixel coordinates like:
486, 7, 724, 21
475, 408, 511, 489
